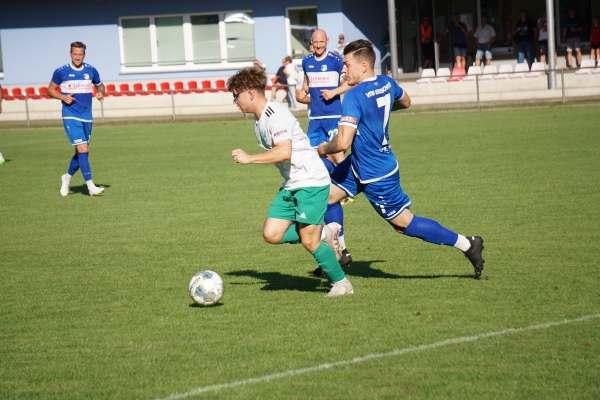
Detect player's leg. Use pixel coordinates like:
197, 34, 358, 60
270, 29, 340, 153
566, 48, 573, 67
295, 185, 353, 296
60, 149, 80, 196
0, 148, 5, 164
326, 156, 358, 267
76, 122, 103, 196
365, 172, 485, 278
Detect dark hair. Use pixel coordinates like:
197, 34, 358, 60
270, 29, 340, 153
343, 39, 376, 69
226, 67, 268, 93
70, 41, 86, 53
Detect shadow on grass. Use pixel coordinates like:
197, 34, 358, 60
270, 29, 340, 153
189, 302, 224, 308
226, 270, 327, 293
69, 183, 111, 196
345, 260, 474, 280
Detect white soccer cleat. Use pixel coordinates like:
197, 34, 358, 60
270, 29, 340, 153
326, 277, 354, 297
60, 174, 70, 197
88, 186, 105, 196
322, 222, 342, 261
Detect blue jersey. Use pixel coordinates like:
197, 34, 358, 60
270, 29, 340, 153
51, 63, 102, 122
301, 51, 343, 119
339, 75, 405, 183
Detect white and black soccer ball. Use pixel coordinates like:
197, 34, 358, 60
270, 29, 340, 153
189, 270, 224, 306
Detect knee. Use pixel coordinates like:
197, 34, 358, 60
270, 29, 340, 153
262, 229, 282, 245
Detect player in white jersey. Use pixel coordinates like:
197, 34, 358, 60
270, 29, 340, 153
318, 40, 485, 279
48, 42, 105, 196
227, 67, 353, 297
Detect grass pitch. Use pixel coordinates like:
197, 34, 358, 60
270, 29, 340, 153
1, 105, 599, 399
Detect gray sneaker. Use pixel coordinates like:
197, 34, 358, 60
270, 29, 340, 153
326, 277, 354, 297
322, 222, 342, 261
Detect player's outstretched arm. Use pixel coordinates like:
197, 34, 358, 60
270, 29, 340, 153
392, 92, 411, 111
232, 139, 292, 165
320, 79, 351, 101
317, 124, 356, 157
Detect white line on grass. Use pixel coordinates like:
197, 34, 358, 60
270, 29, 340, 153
155, 313, 600, 400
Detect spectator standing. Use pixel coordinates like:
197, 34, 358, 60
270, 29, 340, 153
48, 41, 106, 196
514, 10, 537, 67
537, 11, 557, 64
438, 13, 471, 69
562, 8, 584, 68
473, 14, 496, 66
420, 16, 434, 69
591, 17, 600, 65
334, 34, 346, 55
283, 56, 299, 111
270, 58, 288, 103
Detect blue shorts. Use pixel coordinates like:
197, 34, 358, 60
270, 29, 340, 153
330, 156, 411, 220
63, 119, 92, 146
307, 118, 339, 148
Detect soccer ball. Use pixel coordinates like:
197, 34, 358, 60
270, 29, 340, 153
189, 270, 224, 306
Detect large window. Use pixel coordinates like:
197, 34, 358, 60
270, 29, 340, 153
119, 11, 255, 72
286, 7, 317, 59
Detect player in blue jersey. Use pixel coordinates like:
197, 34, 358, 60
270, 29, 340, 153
227, 66, 353, 297
48, 42, 105, 196
298, 29, 353, 269
318, 40, 485, 278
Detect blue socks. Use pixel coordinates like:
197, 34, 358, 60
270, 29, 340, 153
325, 203, 344, 236
403, 215, 458, 246
77, 152, 92, 182
67, 153, 80, 175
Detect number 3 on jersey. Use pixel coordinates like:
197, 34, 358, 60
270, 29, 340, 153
376, 93, 391, 146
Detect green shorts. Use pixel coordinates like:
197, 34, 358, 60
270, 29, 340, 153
266, 185, 330, 225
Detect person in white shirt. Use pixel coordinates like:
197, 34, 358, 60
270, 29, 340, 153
283, 56, 299, 111
473, 14, 496, 66
228, 66, 354, 297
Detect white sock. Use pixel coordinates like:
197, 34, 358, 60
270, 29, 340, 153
320, 226, 326, 240
454, 235, 471, 252
338, 234, 347, 251
64, 173, 72, 182
85, 180, 96, 190
0, 152, 4, 161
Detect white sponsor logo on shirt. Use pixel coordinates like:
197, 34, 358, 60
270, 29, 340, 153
307, 71, 339, 88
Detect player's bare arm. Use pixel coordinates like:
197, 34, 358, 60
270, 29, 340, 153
232, 139, 292, 165
48, 81, 75, 104
317, 124, 356, 157
95, 83, 105, 102
392, 92, 411, 111
320, 78, 351, 101
296, 74, 310, 102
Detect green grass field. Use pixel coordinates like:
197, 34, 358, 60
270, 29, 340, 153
1, 105, 599, 399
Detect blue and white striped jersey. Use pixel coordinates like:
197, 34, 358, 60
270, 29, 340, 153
51, 63, 102, 122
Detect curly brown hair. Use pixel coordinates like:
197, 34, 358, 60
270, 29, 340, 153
226, 67, 268, 94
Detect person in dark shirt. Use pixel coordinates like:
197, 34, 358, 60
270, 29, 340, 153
270, 59, 288, 102
562, 8, 584, 68
438, 13, 471, 69
514, 10, 537, 67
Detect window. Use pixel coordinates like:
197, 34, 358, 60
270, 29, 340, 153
286, 7, 317, 59
119, 10, 255, 72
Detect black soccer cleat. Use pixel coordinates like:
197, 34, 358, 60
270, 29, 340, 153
339, 248, 352, 268
464, 236, 485, 278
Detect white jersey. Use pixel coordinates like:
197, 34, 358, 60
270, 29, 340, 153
255, 101, 330, 190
